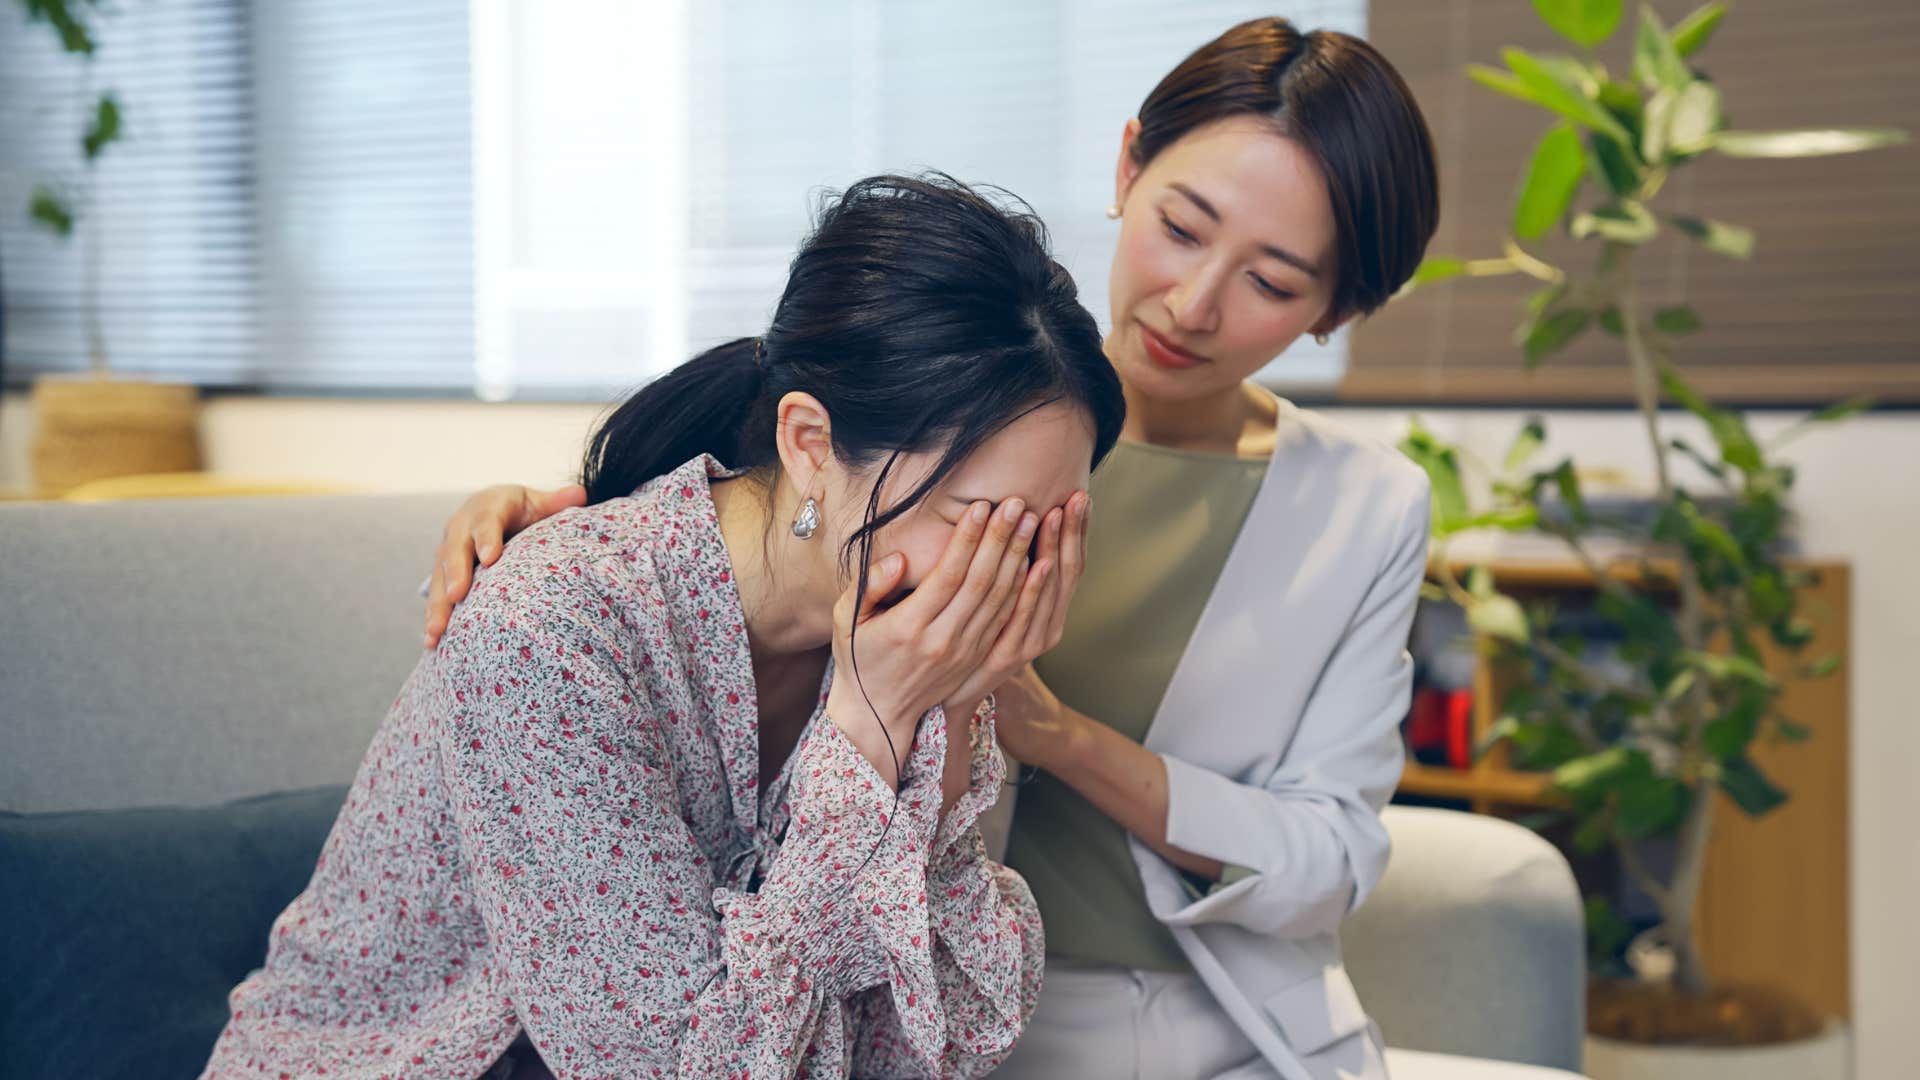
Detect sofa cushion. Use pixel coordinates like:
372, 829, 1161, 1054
0, 785, 348, 1080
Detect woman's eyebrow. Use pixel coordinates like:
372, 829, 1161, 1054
1168, 181, 1322, 278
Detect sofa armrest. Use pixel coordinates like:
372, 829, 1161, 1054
1342, 805, 1585, 1071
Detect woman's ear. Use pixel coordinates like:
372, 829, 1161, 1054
1112, 117, 1145, 213
1307, 306, 1355, 341
774, 391, 834, 496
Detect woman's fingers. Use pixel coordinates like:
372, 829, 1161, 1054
424, 526, 478, 649
995, 556, 1054, 666
838, 550, 907, 632
1045, 492, 1091, 641
441, 535, 477, 610
928, 499, 1024, 645
1059, 492, 1089, 588
472, 516, 506, 570
516, 484, 588, 551
897, 500, 994, 623
424, 561, 450, 648
961, 510, 1038, 649
1022, 509, 1067, 655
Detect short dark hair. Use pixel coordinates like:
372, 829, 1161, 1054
1131, 18, 1440, 321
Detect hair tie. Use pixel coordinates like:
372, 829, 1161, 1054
751, 337, 769, 370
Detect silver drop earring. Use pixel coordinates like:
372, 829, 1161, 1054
1105, 203, 1122, 220
791, 497, 821, 540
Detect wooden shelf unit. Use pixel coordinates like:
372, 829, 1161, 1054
1395, 557, 1852, 1021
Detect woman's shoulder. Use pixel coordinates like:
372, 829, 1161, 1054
453, 459, 727, 637
1270, 399, 1430, 524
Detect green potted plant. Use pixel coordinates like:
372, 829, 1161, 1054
1396, 3, 1902, 1077
15, 0, 202, 496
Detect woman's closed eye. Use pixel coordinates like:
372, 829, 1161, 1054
1159, 213, 1200, 246
1248, 271, 1294, 301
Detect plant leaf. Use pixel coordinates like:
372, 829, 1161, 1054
1665, 81, 1722, 156
1662, 668, 1696, 703
1687, 649, 1774, 687
1586, 895, 1635, 968
1773, 718, 1812, 743
1457, 506, 1544, 533
1615, 773, 1692, 838
1468, 64, 1543, 108
1505, 417, 1548, 472
1713, 128, 1908, 158
1589, 131, 1643, 196
1668, 437, 1727, 481
1572, 201, 1658, 244
1554, 745, 1633, 799
1631, 5, 1690, 93
1502, 48, 1635, 146
28, 184, 74, 237
1407, 257, 1468, 289
1399, 422, 1471, 532
1806, 396, 1873, 424
1524, 309, 1593, 367
1469, 593, 1532, 644
1767, 395, 1873, 449
82, 93, 122, 161
1515, 123, 1588, 240
1660, 366, 1764, 471
1671, 2, 1728, 57
1653, 306, 1702, 334
1596, 80, 1647, 141
1598, 589, 1681, 655
22, 0, 96, 54
1551, 459, 1590, 526
1671, 215, 1755, 259
1718, 754, 1788, 816
1771, 616, 1814, 650
1531, 0, 1625, 48
1572, 813, 1614, 852
1702, 688, 1763, 757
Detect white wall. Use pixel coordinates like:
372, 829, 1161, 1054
2, 391, 1915, 1077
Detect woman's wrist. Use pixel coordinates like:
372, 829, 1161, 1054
824, 683, 928, 787
1037, 704, 1096, 777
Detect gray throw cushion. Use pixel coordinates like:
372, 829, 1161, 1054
0, 785, 348, 1080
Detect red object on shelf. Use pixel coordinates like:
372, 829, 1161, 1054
1445, 689, 1475, 770
1407, 687, 1449, 754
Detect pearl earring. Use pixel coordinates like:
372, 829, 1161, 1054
791, 497, 820, 540
1314, 332, 1331, 346
1105, 203, 1122, 220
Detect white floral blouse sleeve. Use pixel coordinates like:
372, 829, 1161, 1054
844, 699, 1046, 1078
438, 602, 1040, 1079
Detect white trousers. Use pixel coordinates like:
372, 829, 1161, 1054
991, 956, 1381, 1080
991, 956, 1578, 1080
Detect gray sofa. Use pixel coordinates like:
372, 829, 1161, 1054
0, 493, 1587, 1079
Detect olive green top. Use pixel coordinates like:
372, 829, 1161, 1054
1002, 438, 1269, 971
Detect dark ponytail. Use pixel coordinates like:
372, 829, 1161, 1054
582, 336, 764, 504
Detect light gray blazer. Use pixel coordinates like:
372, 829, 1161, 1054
985, 400, 1430, 1080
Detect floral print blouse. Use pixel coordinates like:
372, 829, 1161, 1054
200, 456, 1044, 1080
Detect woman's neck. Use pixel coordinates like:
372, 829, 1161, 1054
709, 473, 839, 660
1119, 376, 1281, 459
